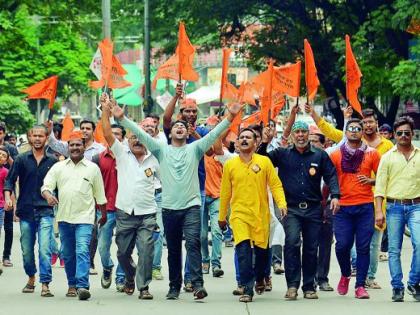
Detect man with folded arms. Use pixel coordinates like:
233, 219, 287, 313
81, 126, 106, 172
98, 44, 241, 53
374, 116, 420, 302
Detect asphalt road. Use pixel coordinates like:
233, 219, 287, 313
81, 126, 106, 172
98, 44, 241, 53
0, 223, 418, 315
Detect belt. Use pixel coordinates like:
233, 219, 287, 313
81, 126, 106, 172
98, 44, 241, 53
387, 197, 420, 205
289, 201, 321, 209
155, 188, 162, 194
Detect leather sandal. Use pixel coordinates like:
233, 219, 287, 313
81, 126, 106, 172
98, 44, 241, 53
284, 287, 298, 300
22, 283, 35, 293
255, 281, 265, 295
239, 294, 253, 303
66, 287, 77, 297
124, 280, 135, 296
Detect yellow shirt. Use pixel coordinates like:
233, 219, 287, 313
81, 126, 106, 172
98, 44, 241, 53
375, 146, 420, 200
42, 158, 107, 224
219, 154, 286, 248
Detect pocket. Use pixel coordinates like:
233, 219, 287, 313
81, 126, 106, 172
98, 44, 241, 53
78, 178, 91, 194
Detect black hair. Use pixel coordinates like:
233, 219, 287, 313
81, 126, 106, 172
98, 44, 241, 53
146, 113, 160, 121
238, 128, 257, 140
346, 118, 363, 129
311, 133, 326, 145
170, 120, 188, 130
362, 108, 377, 120
31, 124, 49, 135
111, 124, 126, 137
393, 116, 414, 132
53, 123, 63, 140
0, 145, 10, 159
0, 122, 5, 133
248, 124, 262, 137
80, 119, 96, 131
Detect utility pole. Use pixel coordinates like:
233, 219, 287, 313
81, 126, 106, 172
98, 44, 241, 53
144, 0, 153, 115
102, 0, 111, 39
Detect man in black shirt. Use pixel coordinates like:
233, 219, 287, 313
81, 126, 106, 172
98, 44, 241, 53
4, 125, 57, 297
259, 120, 340, 300
0, 122, 18, 267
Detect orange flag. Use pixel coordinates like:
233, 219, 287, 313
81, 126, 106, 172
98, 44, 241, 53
220, 48, 235, 101
152, 23, 199, 89
241, 111, 262, 128
273, 61, 301, 97
89, 38, 113, 88
260, 60, 274, 125
22, 75, 58, 109
177, 22, 199, 81
90, 55, 131, 90
271, 92, 286, 119
61, 112, 74, 141
304, 39, 319, 101
345, 35, 363, 116
94, 121, 107, 146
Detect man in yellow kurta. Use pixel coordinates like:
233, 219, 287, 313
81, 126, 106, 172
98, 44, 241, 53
305, 104, 394, 289
218, 128, 287, 302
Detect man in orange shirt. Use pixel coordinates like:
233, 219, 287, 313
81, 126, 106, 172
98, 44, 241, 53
329, 118, 381, 299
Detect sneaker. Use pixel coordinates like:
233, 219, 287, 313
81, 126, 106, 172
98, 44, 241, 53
355, 286, 370, 299
273, 263, 285, 275
337, 276, 351, 295
77, 288, 91, 301
202, 263, 210, 274
59, 259, 65, 268
116, 282, 125, 293
212, 266, 224, 278
318, 282, 334, 291
166, 287, 180, 300
51, 254, 58, 266
392, 288, 404, 302
139, 289, 153, 300
101, 268, 112, 289
89, 267, 98, 275
183, 282, 194, 293
407, 284, 420, 301
264, 277, 272, 292
152, 268, 164, 280
232, 286, 244, 296
365, 279, 381, 289
193, 287, 208, 300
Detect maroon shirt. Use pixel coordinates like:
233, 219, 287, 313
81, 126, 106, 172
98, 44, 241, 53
97, 149, 118, 211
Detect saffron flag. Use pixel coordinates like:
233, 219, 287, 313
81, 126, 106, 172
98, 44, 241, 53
220, 48, 236, 101
22, 75, 58, 109
273, 61, 301, 97
61, 112, 74, 141
260, 60, 274, 125
241, 111, 262, 129
152, 23, 199, 89
93, 121, 107, 147
345, 35, 363, 116
304, 39, 319, 101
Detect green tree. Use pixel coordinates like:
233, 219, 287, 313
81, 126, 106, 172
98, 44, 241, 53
0, 95, 35, 134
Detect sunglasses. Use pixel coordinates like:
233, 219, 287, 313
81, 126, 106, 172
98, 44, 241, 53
395, 130, 411, 137
347, 126, 362, 133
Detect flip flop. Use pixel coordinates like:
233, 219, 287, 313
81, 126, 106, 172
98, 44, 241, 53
41, 287, 54, 297
239, 294, 253, 303
22, 283, 35, 293
66, 288, 77, 297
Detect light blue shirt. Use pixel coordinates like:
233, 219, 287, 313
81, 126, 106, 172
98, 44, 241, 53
120, 117, 231, 210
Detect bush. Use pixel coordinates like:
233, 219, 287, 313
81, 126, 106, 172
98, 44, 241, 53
0, 94, 36, 134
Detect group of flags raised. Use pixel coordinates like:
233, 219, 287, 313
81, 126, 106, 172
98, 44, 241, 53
21, 22, 363, 134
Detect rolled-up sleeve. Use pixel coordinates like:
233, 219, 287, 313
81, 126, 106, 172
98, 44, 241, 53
41, 163, 58, 194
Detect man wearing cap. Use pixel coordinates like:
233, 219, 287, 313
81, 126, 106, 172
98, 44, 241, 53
41, 130, 107, 301
108, 99, 242, 301
259, 120, 340, 300
379, 124, 393, 141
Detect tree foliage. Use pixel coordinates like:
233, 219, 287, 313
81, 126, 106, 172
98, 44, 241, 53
0, 95, 36, 134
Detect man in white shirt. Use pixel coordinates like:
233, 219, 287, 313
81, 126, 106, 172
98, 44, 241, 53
101, 96, 158, 300
41, 130, 107, 301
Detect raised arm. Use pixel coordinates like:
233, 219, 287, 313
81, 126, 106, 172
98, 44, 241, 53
45, 120, 69, 157
109, 102, 163, 157
305, 103, 344, 143
100, 93, 116, 147
283, 104, 299, 139
163, 83, 183, 130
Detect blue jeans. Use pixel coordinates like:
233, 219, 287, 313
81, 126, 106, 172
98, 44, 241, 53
20, 216, 53, 283
163, 206, 203, 290
334, 203, 374, 288
153, 191, 164, 270
201, 196, 223, 268
351, 243, 357, 269
367, 229, 383, 280
386, 202, 420, 289
0, 208, 4, 237
96, 211, 125, 284
59, 222, 93, 289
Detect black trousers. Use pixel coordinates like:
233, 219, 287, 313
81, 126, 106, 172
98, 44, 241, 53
316, 206, 333, 285
380, 227, 388, 253
3, 209, 13, 260
283, 204, 322, 292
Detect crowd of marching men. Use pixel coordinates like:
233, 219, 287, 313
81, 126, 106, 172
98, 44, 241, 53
0, 85, 419, 303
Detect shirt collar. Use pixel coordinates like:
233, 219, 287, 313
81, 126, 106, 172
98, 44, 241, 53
65, 157, 88, 166
292, 144, 316, 154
